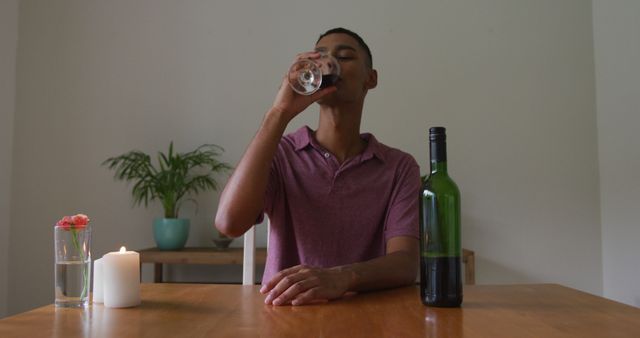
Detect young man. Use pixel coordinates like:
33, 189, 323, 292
215, 28, 420, 306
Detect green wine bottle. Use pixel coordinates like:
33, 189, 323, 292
419, 127, 462, 307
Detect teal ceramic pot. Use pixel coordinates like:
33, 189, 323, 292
153, 218, 190, 250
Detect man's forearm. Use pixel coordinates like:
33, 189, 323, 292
260, 237, 419, 306
334, 250, 419, 292
215, 109, 289, 237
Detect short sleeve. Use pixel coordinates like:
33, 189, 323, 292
383, 156, 421, 241
255, 143, 282, 224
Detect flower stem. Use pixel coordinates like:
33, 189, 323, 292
71, 228, 88, 301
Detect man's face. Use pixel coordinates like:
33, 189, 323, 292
314, 33, 377, 105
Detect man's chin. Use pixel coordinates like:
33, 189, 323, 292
316, 91, 341, 106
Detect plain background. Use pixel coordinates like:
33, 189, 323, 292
0, 0, 19, 319
0, 0, 637, 317
593, 0, 640, 308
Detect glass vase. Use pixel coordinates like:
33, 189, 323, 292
54, 225, 91, 308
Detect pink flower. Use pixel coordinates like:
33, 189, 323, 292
56, 214, 90, 230
56, 216, 74, 229
72, 214, 90, 227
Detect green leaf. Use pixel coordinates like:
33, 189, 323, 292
102, 142, 232, 218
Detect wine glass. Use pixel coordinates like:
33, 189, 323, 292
288, 52, 340, 95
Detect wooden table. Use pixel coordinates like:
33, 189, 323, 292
1, 283, 639, 337
139, 247, 267, 283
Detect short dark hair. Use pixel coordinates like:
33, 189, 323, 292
317, 27, 372, 68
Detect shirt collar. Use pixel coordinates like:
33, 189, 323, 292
292, 126, 386, 163
292, 126, 314, 151
360, 133, 386, 163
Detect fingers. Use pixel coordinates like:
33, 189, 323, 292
263, 272, 308, 305
291, 288, 329, 306
270, 278, 318, 306
261, 266, 349, 306
309, 85, 337, 101
264, 267, 316, 305
294, 51, 321, 62
260, 265, 308, 294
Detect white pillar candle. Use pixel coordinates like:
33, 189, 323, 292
103, 246, 140, 308
92, 258, 104, 303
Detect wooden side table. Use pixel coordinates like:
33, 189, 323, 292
462, 248, 475, 285
139, 247, 267, 283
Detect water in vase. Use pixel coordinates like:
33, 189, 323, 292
55, 259, 91, 307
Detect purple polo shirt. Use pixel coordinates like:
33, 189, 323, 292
260, 126, 420, 284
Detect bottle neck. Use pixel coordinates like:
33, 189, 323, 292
429, 139, 448, 174
430, 160, 448, 174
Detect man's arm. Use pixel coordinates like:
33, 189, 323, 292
341, 236, 419, 291
214, 111, 288, 237
261, 236, 419, 306
215, 54, 336, 237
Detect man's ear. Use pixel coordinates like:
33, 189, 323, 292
365, 68, 378, 90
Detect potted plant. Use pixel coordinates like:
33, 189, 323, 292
103, 142, 231, 250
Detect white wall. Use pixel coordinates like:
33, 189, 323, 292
8, 0, 602, 315
593, 0, 640, 307
0, 0, 19, 319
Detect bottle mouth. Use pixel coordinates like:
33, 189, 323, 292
429, 127, 446, 141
